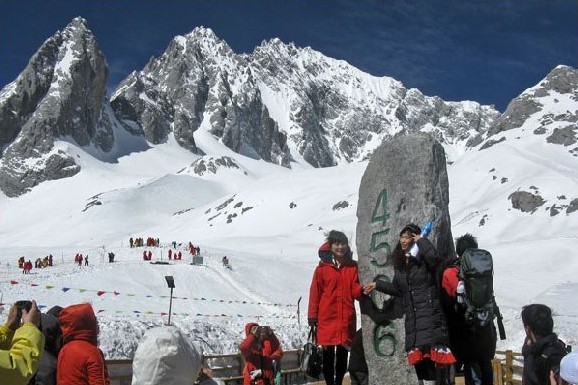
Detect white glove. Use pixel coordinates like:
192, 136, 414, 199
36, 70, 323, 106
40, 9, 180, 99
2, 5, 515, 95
250, 369, 262, 380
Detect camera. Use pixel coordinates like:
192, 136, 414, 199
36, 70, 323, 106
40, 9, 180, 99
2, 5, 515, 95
15, 300, 33, 318
15, 300, 32, 312
256, 326, 270, 335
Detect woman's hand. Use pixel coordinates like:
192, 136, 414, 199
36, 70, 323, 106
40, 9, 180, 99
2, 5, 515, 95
411, 233, 422, 243
21, 300, 40, 326
363, 282, 376, 295
5, 304, 20, 331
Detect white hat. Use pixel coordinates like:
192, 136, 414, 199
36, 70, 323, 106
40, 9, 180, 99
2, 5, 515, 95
561, 352, 578, 385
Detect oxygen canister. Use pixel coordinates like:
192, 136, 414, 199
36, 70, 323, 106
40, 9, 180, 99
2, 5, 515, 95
456, 281, 465, 303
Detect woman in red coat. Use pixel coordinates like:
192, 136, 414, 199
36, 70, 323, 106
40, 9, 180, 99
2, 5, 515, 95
57, 303, 110, 385
239, 322, 283, 385
308, 230, 363, 385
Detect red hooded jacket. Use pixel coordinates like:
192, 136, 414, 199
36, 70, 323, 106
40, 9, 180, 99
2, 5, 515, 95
308, 241, 362, 346
57, 303, 110, 385
239, 322, 283, 385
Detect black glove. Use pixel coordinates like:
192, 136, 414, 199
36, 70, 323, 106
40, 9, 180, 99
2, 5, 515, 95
308, 318, 318, 327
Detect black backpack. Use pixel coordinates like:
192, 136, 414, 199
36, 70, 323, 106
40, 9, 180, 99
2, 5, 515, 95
458, 248, 506, 339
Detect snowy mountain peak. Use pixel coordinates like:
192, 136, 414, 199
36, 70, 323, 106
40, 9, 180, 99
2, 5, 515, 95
0, 17, 121, 197
65, 16, 90, 32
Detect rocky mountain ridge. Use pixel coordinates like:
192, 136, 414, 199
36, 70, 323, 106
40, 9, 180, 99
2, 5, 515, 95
0, 18, 575, 198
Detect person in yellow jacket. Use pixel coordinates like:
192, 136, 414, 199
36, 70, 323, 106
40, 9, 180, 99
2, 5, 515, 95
0, 300, 45, 384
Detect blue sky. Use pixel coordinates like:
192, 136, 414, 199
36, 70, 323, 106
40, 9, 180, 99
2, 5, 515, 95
1, 0, 576, 111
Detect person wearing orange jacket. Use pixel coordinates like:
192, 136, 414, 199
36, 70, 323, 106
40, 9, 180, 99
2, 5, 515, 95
57, 303, 110, 385
239, 323, 283, 385
308, 230, 363, 385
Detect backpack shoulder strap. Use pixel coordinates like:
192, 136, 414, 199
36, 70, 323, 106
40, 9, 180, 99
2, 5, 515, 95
493, 297, 506, 340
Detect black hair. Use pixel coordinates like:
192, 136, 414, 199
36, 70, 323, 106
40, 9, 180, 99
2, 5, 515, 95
399, 223, 421, 237
521, 304, 554, 337
390, 224, 421, 270
456, 233, 478, 257
327, 230, 349, 245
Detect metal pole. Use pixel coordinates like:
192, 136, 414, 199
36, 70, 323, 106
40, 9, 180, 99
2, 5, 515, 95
168, 287, 174, 325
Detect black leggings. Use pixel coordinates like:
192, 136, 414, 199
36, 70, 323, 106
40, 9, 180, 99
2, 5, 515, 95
322, 345, 349, 385
414, 358, 436, 381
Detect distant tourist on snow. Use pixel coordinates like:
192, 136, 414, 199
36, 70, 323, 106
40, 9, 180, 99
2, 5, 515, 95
57, 303, 110, 385
84, 255, 89, 266
239, 323, 283, 385
308, 230, 362, 385
23, 260, 33, 274
131, 325, 201, 385
0, 300, 45, 384
222, 256, 232, 268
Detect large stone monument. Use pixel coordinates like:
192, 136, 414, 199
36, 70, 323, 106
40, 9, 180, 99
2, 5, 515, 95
356, 132, 454, 385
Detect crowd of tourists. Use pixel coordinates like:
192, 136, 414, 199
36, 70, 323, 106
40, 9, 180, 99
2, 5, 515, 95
1, 228, 574, 385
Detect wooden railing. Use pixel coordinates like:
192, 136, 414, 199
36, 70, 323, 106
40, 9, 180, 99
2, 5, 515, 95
106, 349, 306, 385
492, 350, 524, 385
107, 349, 524, 385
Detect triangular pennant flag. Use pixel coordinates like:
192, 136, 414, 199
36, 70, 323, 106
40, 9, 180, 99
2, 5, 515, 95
78, 289, 86, 293
62, 288, 70, 292
97, 310, 105, 313
127, 294, 136, 296
31, 283, 39, 287
97, 291, 106, 296
45, 285, 54, 289
160, 312, 167, 316
114, 291, 120, 296
133, 310, 141, 313
10, 280, 18, 285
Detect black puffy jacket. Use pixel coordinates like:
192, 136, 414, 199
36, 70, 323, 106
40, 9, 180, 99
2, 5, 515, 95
376, 238, 448, 352
522, 333, 568, 385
